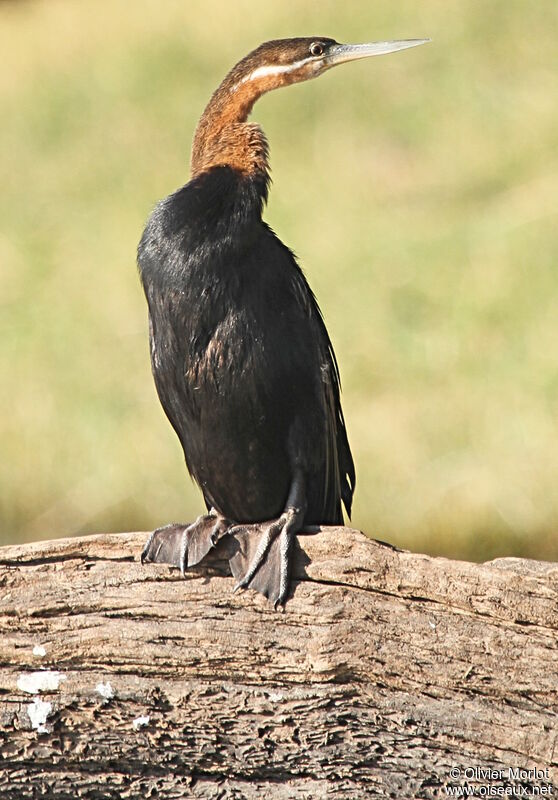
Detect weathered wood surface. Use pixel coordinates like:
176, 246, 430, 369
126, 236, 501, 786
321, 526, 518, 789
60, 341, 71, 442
0, 527, 557, 799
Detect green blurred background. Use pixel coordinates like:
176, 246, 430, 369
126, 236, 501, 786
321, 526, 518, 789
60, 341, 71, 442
1, 0, 557, 560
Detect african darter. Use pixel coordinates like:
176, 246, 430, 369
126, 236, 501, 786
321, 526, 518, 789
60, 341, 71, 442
139, 36, 429, 606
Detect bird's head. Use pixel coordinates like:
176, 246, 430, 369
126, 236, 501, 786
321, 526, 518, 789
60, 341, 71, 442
229, 36, 430, 94
191, 36, 429, 178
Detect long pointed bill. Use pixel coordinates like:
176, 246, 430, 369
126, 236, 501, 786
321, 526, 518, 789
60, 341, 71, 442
326, 39, 430, 67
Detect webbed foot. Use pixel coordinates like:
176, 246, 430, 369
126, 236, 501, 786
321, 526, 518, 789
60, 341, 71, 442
141, 510, 230, 574
228, 505, 304, 609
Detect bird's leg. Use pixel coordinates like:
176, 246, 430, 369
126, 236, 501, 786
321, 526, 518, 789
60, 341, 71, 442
229, 470, 306, 608
141, 508, 231, 574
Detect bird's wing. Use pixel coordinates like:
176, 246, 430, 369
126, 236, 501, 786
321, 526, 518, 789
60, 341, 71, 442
285, 247, 356, 524
310, 287, 355, 522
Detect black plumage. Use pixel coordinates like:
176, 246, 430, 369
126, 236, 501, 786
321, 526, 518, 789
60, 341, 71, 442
139, 164, 354, 529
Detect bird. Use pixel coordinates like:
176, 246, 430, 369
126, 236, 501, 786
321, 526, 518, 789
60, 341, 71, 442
138, 36, 429, 607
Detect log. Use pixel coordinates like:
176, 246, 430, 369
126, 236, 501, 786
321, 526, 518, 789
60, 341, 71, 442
0, 527, 557, 799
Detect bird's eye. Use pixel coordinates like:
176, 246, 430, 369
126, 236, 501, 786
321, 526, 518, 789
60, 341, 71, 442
310, 42, 324, 57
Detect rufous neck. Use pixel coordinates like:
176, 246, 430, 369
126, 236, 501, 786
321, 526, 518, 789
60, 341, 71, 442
190, 74, 270, 180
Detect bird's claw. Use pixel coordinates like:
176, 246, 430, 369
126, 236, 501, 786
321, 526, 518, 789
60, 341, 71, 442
141, 523, 186, 569
141, 513, 230, 573
142, 511, 302, 609
228, 515, 298, 609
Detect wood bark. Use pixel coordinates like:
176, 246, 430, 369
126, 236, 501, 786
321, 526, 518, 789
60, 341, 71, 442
0, 527, 557, 799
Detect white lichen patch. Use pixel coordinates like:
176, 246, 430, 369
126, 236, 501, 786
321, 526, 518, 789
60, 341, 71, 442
27, 698, 53, 733
132, 715, 150, 731
95, 681, 114, 700
17, 671, 66, 695
32, 645, 47, 658
268, 692, 284, 703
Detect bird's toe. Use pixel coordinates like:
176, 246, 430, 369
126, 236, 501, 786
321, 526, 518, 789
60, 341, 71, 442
141, 523, 186, 569
228, 521, 294, 608
141, 514, 230, 573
